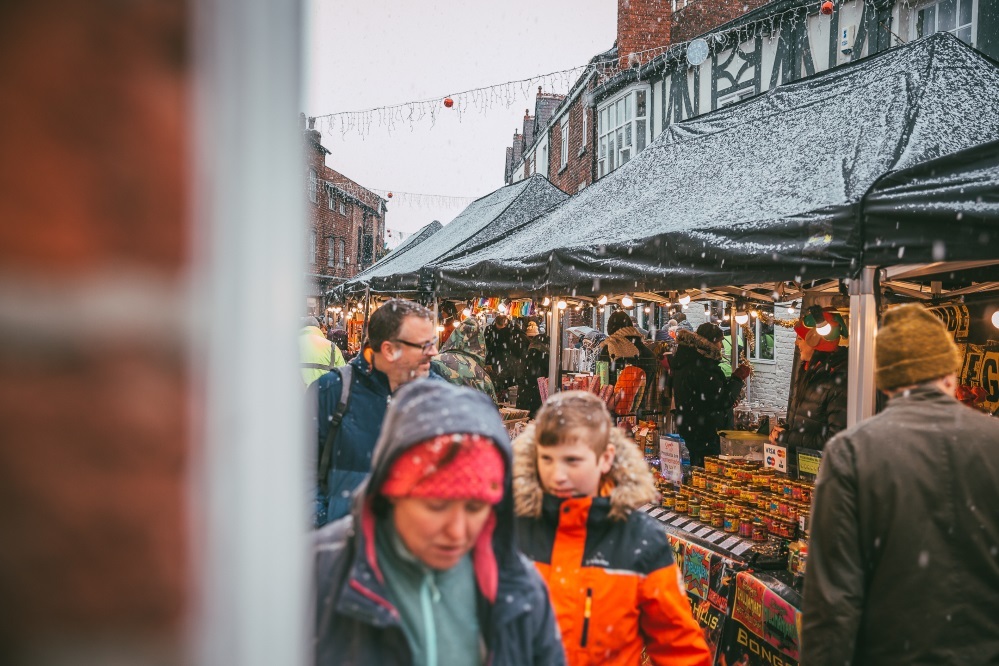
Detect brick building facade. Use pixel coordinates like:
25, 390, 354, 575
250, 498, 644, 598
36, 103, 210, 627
304, 118, 386, 312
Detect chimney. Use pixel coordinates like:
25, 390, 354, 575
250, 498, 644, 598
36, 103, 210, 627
617, 0, 673, 70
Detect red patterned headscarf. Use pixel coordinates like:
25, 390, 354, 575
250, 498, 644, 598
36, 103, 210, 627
381, 433, 505, 504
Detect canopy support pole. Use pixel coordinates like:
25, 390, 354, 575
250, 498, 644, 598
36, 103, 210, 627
362, 285, 371, 344
548, 300, 561, 401
848, 267, 878, 427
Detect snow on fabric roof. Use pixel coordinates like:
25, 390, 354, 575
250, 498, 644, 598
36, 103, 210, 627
344, 175, 567, 294
435, 34, 999, 298
863, 137, 999, 266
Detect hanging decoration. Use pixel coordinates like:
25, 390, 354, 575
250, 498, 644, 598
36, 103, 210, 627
756, 310, 799, 329
309, 0, 883, 138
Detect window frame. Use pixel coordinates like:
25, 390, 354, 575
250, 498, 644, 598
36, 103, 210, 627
309, 230, 317, 264
339, 199, 346, 215
748, 308, 777, 364
580, 106, 587, 154
308, 168, 318, 203
596, 84, 651, 179
327, 236, 336, 267
909, 0, 976, 45
560, 120, 569, 169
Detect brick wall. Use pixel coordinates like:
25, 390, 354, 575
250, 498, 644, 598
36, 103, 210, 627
546, 88, 597, 194
748, 324, 796, 410
671, 0, 771, 44
304, 130, 386, 304
0, 1, 188, 662
618, 0, 674, 69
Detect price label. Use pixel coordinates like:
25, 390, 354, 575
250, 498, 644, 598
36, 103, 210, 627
695, 527, 714, 538
720, 536, 741, 550
797, 447, 823, 480
659, 436, 683, 484
648, 507, 664, 517
705, 532, 727, 543
731, 542, 754, 556
671, 517, 690, 527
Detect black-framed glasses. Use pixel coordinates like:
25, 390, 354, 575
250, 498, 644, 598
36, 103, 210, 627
392, 338, 438, 354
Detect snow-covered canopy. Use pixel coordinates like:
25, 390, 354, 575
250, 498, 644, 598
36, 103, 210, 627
434, 34, 999, 298
863, 137, 999, 266
340, 175, 567, 295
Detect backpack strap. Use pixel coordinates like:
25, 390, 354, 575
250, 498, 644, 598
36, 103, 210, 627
301, 362, 331, 371
318, 364, 354, 495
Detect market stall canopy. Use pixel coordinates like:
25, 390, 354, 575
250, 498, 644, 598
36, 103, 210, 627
862, 137, 999, 267
339, 175, 567, 296
434, 34, 999, 299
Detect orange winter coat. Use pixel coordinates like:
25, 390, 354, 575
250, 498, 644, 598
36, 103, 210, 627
513, 424, 711, 666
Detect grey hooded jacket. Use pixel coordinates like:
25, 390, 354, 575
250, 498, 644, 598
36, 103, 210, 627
313, 379, 566, 666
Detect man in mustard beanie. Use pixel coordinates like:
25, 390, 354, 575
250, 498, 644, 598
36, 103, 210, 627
802, 304, 999, 666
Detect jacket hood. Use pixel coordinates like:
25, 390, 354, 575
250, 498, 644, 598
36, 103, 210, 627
441, 318, 488, 361
598, 326, 645, 359
676, 328, 722, 362
353, 379, 517, 601
512, 423, 657, 521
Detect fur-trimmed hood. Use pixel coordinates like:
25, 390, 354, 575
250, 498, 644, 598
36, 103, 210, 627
512, 422, 658, 521
676, 328, 723, 361
598, 325, 645, 360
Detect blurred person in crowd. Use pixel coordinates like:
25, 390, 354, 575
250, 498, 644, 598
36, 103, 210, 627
313, 299, 442, 526
431, 316, 497, 403
770, 306, 848, 459
674, 312, 694, 333
301, 315, 345, 387
516, 321, 549, 417
485, 314, 528, 398
671, 323, 750, 466
598, 310, 657, 393
802, 304, 999, 665
327, 327, 354, 362
513, 391, 711, 665
314, 380, 566, 665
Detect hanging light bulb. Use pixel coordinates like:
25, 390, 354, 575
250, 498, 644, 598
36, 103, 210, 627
735, 312, 749, 325
816, 321, 833, 336
574, 305, 581, 311
750, 309, 758, 318
452, 320, 461, 328
597, 295, 608, 305
462, 307, 472, 318
678, 294, 691, 306
992, 311, 999, 329
542, 297, 551, 307
436, 325, 445, 333
787, 303, 797, 315
557, 300, 568, 310
724, 314, 731, 321
599, 306, 605, 313
621, 296, 634, 308
644, 306, 651, 313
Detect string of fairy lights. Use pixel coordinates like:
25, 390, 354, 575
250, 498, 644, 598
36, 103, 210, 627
310, 0, 891, 139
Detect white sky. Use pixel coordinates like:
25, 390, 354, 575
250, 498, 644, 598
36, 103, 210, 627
303, 0, 617, 242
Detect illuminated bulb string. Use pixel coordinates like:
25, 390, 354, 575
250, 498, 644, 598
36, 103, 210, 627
309, 0, 887, 138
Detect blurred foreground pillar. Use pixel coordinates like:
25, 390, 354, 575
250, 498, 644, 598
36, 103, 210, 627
0, 1, 307, 664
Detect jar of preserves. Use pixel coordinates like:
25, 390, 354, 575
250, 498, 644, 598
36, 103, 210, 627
688, 495, 701, 519
752, 517, 768, 542
704, 458, 719, 475
756, 492, 770, 511
699, 504, 712, 524
770, 475, 784, 495
663, 492, 675, 510
724, 507, 739, 533
674, 493, 688, 514
738, 513, 754, 539
791, 482, 804, 502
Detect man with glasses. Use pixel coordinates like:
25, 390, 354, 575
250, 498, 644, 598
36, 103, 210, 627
313, 298, 442, 525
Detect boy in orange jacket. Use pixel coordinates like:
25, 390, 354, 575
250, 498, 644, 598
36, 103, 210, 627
513, 391, 711, 665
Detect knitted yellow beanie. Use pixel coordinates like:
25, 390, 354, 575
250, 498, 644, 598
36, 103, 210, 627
875, 303, 963, 391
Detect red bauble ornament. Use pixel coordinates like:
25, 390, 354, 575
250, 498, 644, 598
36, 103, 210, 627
820, 1, 834, 14
387, 192, 393, 198
443, 97, 454, 108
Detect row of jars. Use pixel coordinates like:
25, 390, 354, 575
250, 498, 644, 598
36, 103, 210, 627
662, 487, 807, 543
695, 463, 814, 506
